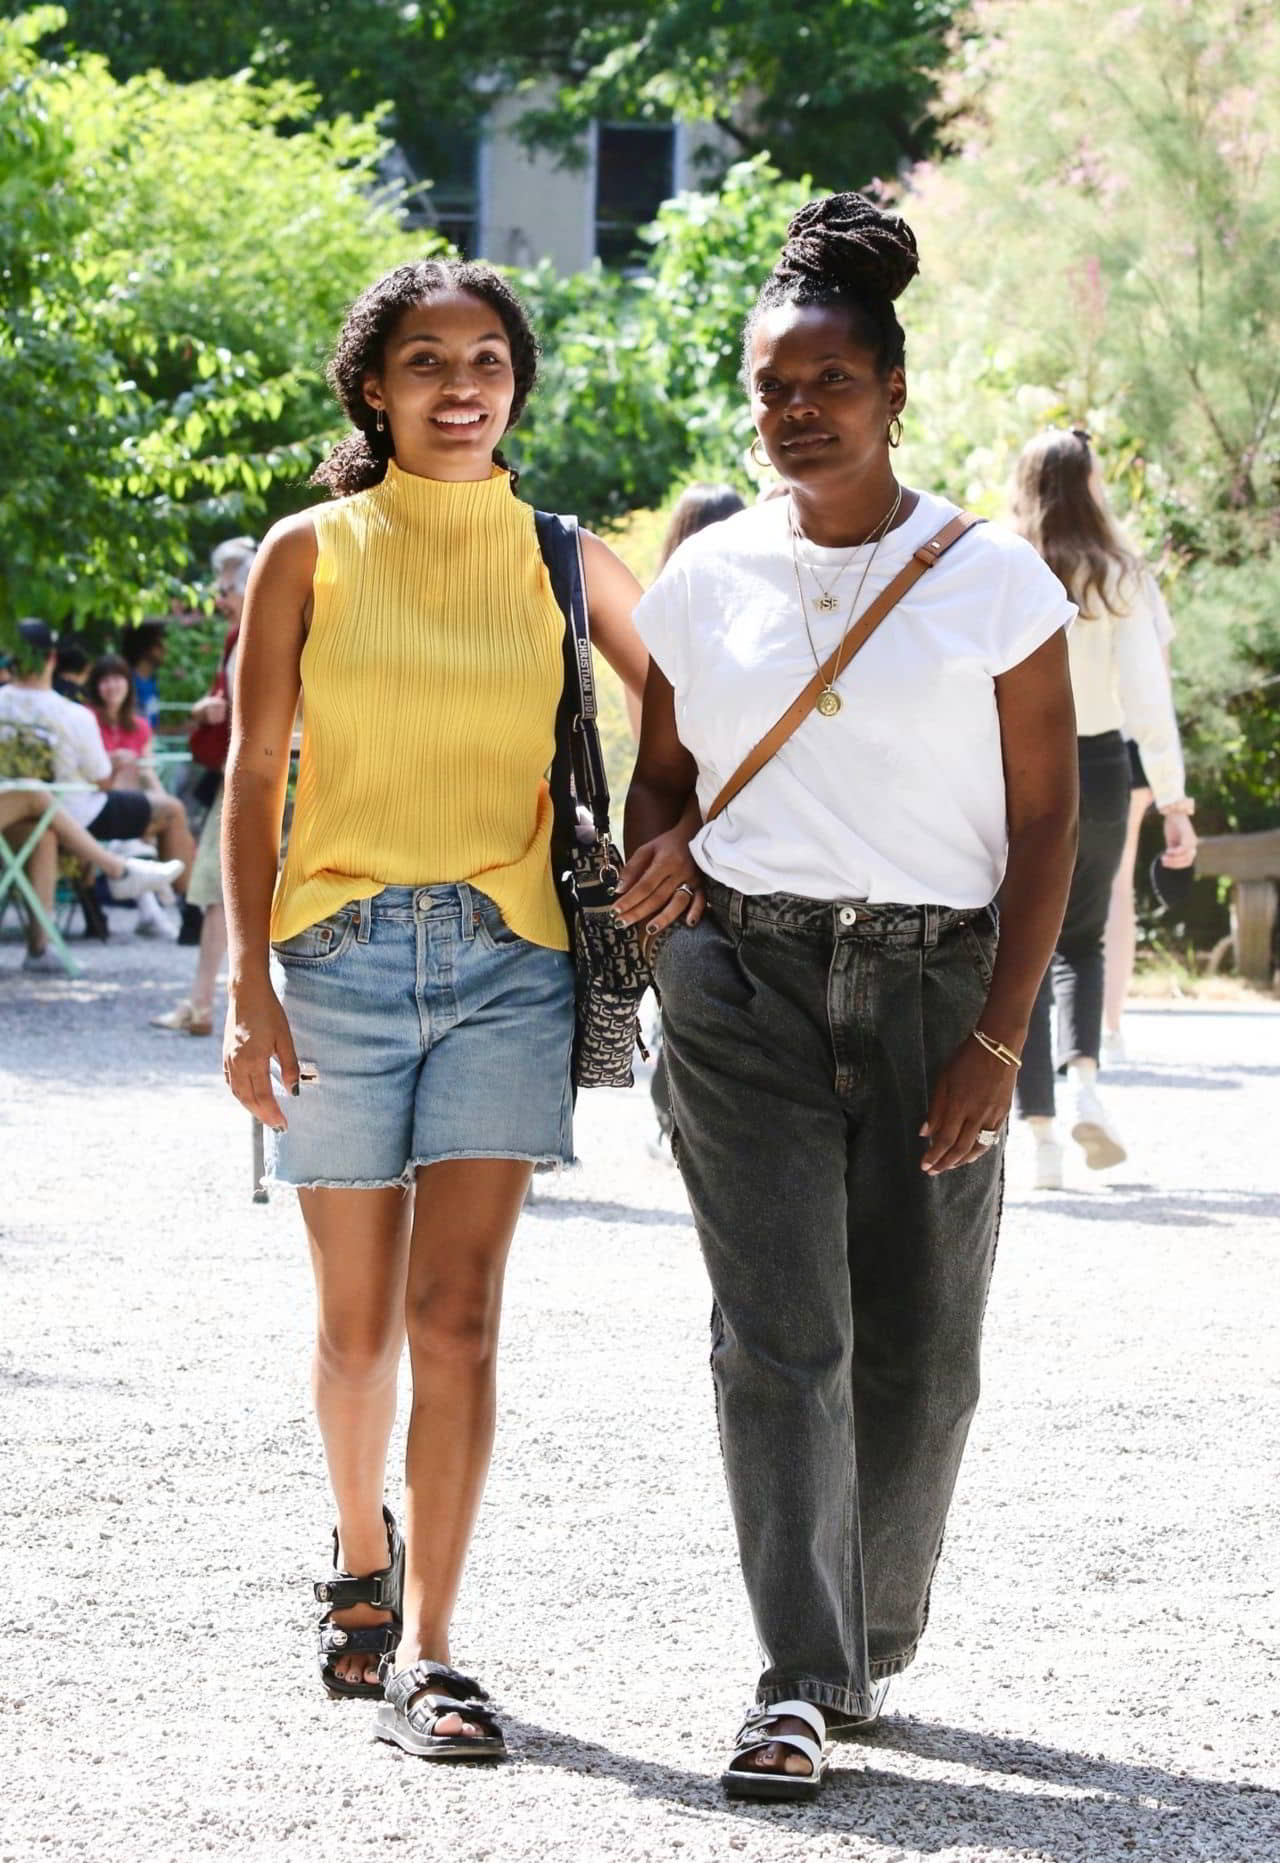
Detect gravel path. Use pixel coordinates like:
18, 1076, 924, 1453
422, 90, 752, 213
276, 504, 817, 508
2, 917, 1277, 1862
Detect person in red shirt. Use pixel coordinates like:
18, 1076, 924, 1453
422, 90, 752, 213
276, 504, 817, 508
86, 652, 196, 934
87, 655, 159, 787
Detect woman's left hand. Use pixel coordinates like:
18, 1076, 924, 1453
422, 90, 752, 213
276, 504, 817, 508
614, 830, 706, 935
920, 1036, 1019, 1173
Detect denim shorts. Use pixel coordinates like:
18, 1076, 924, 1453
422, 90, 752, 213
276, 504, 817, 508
266, 884, 574, 1189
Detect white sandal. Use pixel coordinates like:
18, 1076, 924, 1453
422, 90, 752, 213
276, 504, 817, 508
721, 1698, 829, 1801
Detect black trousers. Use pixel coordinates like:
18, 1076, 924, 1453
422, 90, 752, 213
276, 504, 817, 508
1017, 731, 1131, 1120
656, 886, 1004, 1717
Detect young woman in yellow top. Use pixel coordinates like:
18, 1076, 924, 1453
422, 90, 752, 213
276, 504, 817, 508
221, 259, 667, 1760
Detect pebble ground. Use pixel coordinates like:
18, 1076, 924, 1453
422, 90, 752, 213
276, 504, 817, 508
1, 917, 1277, 1863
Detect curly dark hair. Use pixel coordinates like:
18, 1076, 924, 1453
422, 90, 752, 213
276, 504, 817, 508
312, 258, 541, 497
743, 191, 921, 381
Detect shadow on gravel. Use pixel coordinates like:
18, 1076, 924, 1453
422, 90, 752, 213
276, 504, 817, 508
1025, 1188, 1279, 1226
522, 1196, 693, 1229
509, 1714, 1277, 1858
0, 1360, 127, 1393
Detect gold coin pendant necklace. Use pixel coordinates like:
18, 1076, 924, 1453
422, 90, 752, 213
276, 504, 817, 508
790, 483, 903, 717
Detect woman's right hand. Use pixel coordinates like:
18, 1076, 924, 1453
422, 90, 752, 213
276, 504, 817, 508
192, 694, 228, 726
223, 975, 299, 1131
1159, 806, 1197, 869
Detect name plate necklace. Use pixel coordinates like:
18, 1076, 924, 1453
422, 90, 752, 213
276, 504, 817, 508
789, 481, 903, 717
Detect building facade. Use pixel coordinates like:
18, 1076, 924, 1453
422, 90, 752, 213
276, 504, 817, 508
403, 95, 735, 273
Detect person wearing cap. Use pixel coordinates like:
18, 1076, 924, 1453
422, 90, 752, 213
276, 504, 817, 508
0, 622, 185, 969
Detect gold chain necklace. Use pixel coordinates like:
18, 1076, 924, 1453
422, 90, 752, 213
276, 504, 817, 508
789, 484, 903, 717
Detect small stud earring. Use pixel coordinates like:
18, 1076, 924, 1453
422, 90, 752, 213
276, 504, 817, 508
375, 409, 386, 434
887, 415, 903, 449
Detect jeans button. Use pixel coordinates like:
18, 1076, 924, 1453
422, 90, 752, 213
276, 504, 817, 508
838, 906, 858, 927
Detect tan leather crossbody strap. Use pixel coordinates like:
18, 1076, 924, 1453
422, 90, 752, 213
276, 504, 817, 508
706, 511, 983, 824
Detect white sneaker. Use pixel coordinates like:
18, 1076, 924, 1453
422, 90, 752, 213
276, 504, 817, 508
107, 856, 185, 902
1070, 1080, 1127, 1171
1033, 1135, 1064, 1191
134, 889, 179, 939
1101, 1029, 1127, 1066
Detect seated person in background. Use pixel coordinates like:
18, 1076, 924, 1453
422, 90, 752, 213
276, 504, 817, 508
53, 636, 92, 702
119, 621, 167, 730
87, 653, 164, 795
87, 649, 193, 936
0, 621, 189, 951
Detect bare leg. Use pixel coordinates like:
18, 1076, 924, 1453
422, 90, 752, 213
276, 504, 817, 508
0, 791, 127, 879
2, 820, 58, 951
300, 1184, 412, 1687
149, 793, 196, 888
191, 903, 227, 1019
392, 1156, 532, 1738
1103, 787, 1152, 1036
23, 832, 57, 950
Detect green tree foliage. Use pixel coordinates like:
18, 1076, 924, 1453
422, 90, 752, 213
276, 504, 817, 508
488, 0, 961, 184
903, 0, 1280, 528
0, 7, 423, 634
26, 0, 962, 188
508, 157, 798, 518
896, 0, 1280, 828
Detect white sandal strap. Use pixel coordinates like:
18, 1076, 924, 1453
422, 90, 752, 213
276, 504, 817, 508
732, 1730, 823, 1775
740, 1698, 827, 1743
730, 1698, 828, 1777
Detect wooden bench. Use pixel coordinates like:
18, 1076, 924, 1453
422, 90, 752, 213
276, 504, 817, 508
1195, 829, 1280, 983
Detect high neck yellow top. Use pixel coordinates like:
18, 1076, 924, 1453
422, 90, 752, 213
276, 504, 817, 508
270, 461, 568, 950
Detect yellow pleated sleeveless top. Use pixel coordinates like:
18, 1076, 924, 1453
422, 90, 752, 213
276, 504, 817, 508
270, 461, 568, 951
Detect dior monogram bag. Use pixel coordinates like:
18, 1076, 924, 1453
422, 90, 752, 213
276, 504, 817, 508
536, 510, 651, 1089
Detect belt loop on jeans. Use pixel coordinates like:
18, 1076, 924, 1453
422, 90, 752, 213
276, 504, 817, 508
356, 895, 372, 944
729, 889, 747, 934
459, 885, 475, 942
921, 903, 939, 948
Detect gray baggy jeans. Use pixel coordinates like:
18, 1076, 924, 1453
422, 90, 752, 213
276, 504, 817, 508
654, 881, 1005, 1722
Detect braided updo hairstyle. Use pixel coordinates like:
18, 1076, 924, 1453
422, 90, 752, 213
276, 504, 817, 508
743, 191, 920, 380
312, 258, 541, 497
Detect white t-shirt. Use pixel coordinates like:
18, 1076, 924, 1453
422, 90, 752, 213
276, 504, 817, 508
0, 684, 111, 828
633, 490, 1075, 908
1068, 566, 1184, 806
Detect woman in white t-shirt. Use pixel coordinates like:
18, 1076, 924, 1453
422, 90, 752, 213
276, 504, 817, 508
617, 193, 1078, 1800
1009, 430, 1196, 1185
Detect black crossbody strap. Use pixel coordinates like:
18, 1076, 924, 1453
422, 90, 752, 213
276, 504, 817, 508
535, 510, 611, 844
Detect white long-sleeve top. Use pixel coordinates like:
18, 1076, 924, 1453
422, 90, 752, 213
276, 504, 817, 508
1067, 567, 1185, 806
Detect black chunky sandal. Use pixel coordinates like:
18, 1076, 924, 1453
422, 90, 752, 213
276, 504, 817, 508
314, 1504, 404, 1700
375, 1661, 507, 1761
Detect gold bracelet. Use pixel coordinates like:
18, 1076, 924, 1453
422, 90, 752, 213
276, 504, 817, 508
972, 1028, 1023, 1069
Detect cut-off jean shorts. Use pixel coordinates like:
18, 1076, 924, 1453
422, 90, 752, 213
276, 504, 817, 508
266, 884, 575, 1190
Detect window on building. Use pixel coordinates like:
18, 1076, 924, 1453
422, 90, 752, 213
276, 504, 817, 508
406, 128, 481, 257
594, 124, 676, 268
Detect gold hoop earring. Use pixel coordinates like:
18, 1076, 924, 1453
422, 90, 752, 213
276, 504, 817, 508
887, 415, 903, 449
375, 409, 386, 434
749, 436, 769, 468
